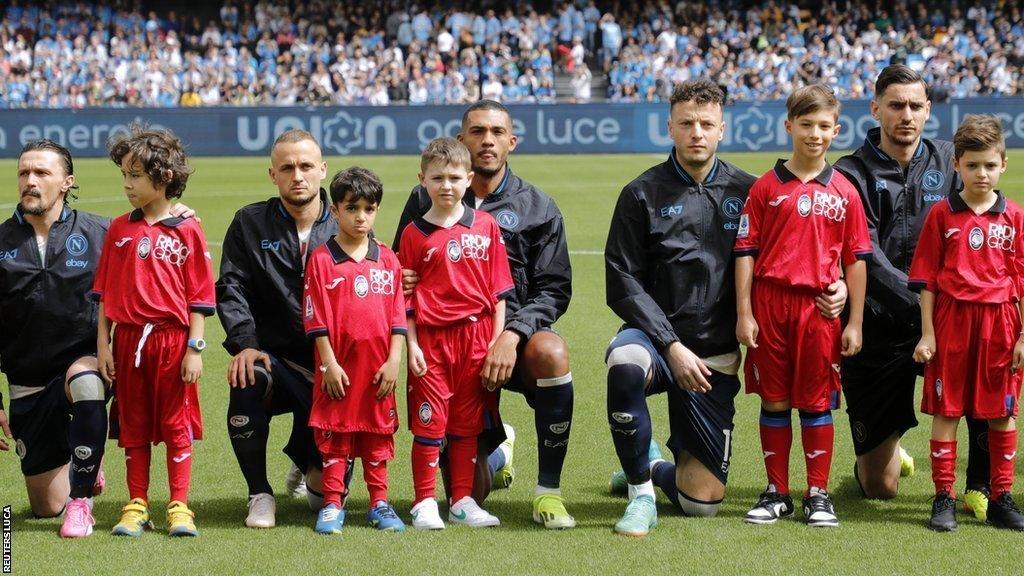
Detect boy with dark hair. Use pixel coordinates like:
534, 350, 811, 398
910, 114, 1024, 532
93, 125, 215, 537
398, 137, 515, 529
302, 167, 407, 534
735, 84, 871, 528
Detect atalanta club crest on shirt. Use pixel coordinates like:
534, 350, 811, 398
969, 227, 984, 250
354, 275, 369, 298
137, 236, 151, 259
797, 194, 812, 217
446, 239, 462, 262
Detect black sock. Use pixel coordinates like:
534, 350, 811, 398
68, 372, 107, 499
228, 371, 273, 495
652, 460, 680, 507
535, 376, 573, 489
965, 416, 990, 492
607, 364, 652, 485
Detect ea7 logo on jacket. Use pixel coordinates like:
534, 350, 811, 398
260, 239, 281, 251
660, 205, 682, 218
0, 248, 17, 261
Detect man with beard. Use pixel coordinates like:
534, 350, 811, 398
392, 100, 576, 529
836, 65, 990, 516
217, 129, 335, 528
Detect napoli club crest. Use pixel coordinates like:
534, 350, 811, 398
446, 239, 462, 262
137, 236, 151, 259
969, 227, 984, 251
797, 194, 812, 217
354, 275, 369, 298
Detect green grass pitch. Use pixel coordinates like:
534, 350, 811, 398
2, 150, 1023, 575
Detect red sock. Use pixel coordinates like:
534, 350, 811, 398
166, 444, 193, 504
930, 439, 957, 495
125, 445, 152, 502
447, 435, 477, 503
411, 439, 441, 503
988, 429, 1017, 496
363, 459, 389, 505
759, 409, 792, 494
321, 454, 349, 508
800, 412, 835, 492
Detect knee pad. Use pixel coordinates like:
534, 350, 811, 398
606, 343, 653, 373
677, 490, 722, 518
68, 372, 105, 403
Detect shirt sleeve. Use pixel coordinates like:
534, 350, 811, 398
302, 251, 330, 339
733, 178, 765, 256
488, 217, 516, 301
215, 215, 261, 354
1014, 210, 1024, 301
388, 254, 408, 335
908, 204, 943, 293
90, 220, 116, 302
841, 188, 874, 267
185, 222, 216, 316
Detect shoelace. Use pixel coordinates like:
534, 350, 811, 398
375, 505, 399, 520
624, 497, 653, 518
757, 492, 788, 507
806, 493, 834, 513
930, 492, 957, 512
999, 494, 1022, 513
67, 501, 90, 524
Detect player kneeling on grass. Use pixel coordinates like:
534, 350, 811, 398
909, 114, 1024, 532
302, 167, 407, 534
93, 125, 216, 537
734, 85, 871, 528
398, 138, 515, 529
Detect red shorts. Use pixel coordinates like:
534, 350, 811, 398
744, 281, 841, 411
922, 295, 1022, 419
110, 324, 202, 448
408, 316, 498, 438
313, 429, 394, 461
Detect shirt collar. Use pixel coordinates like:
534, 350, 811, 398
14, 202, 71, 224
866, 126, 925, 162
326, 236, 380, 263
275, 188, 331, 223
773, 158, 833, 186
128, 208, 187, 227
412, 206, 476, 236
669, 149, 720, 185
947, 190, 1006, 214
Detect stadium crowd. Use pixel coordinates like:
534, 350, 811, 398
0, 0, 1022, 108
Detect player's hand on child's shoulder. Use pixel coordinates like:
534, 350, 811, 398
321, 361, 348, 399
841, 324, 862, 357
913, 334, 936, 363
374, 358, 400, 399
169, 202, 199, 222
181, 350, 202, 384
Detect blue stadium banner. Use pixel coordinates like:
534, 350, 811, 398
1, 99, 1024, 158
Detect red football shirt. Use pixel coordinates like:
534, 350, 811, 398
909, 191, 1024, 303
91, 210, 215, 326
397, 208, 515, 327
734, 161, 872, 290
303, 239, 406, 433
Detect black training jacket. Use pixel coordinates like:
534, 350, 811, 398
0, 205, 108, 388
392, 166, 572, 340
216, 190, 337, 370
835, 127, 959, 332
605, 153, 756, 357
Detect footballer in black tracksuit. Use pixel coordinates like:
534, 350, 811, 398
392, 165, 574, 488
0, 204, 107, 478
604, 152, 756, 488
835, 128, 977, 461
216, 189, 337, 489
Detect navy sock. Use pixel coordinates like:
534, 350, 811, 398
607, 364, 652, 484
227, 373, 273, 495
535, 376, 573, 488
487, 447, 506, 476
652, 460, 681, 507
68, 389, 107, 499
965, 416, 990, 492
